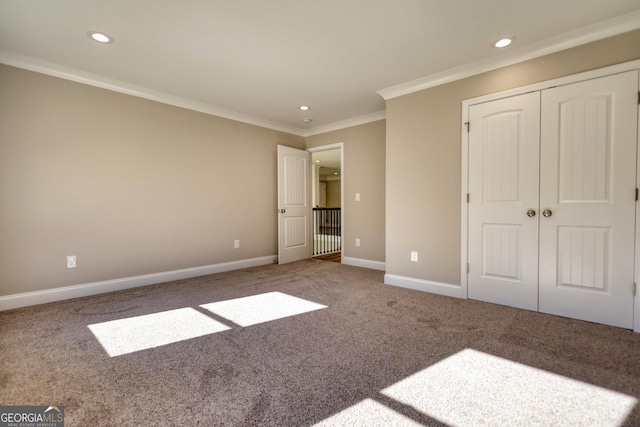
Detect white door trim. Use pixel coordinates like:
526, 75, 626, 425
308, 143, 345, 261
461, 59, 640, 332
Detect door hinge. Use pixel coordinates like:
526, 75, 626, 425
638, 91, 640, 105
465, 121, 470, 132
466, 263, 470, 273
467, 193, 470, 203
636, 188, 638, 201
634, 283, 637, 297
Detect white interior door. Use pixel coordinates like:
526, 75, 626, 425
277, 145, 312, 264
468, 92, 541, 310
538, 71, 638, 328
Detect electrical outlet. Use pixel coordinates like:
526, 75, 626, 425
411, 251, 418, 262
355, 238, 361, 247
234, 240, 240, 249
67, 255, 77, 268
355, 193, 361, 202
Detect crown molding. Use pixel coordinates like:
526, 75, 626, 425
376, 10, 640, 100
303, 110, 386, 137
0, 50, 306, 136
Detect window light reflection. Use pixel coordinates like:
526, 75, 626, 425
381, 349, 637, 426
200, 291, 327, 327
88, 307, 230, 357
313, 398, 421, 426
88, 292, 327, 357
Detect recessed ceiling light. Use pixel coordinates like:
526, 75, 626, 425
494, 37, 514, 48
315, 160, 320, 163
88, 31, 114, 43
334, 172, 339, 175
303, 118, 313, 123
299, 106, 310, 111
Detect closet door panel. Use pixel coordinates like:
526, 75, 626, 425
539, 71, 638, 329
468, 92, 541, 310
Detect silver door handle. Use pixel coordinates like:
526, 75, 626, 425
542, 209, 552, 217
279, 209, 286, 213
527, 209, 536, 217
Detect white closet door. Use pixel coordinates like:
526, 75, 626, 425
539, 71, 638, 328
468, 92, 541, 310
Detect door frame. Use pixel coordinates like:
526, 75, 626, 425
308, 142, 345, 261
460, 59, 640, 332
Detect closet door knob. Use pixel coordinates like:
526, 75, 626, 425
542, 209, 552, 217
527, 209, 536, 217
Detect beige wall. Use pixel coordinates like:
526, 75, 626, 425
0, 64, 304, 296
326, 180, 341, 208
306, 120, 386, 262
386, 29, 640, 285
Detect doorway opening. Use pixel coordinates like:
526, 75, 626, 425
309, 144, 344, 264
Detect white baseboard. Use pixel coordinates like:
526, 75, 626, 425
342, 257, 386, 271
0, 255, 277, 311
384, 274, 465, 299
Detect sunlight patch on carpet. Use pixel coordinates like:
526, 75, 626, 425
312, 398, 421, 426
88, 308, 230, 357
200, 291, 327, 327
381, 348, 637, 427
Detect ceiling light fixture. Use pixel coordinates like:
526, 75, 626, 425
494, 37, 514, 48
299, 105, 310, 111
303, 118, 313, 123
88, 31, 114, 43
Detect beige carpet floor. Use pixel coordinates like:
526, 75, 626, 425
1, 259, 640, 426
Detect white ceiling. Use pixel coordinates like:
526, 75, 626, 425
1, 1, 639, 136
